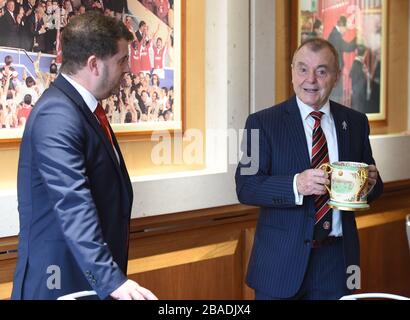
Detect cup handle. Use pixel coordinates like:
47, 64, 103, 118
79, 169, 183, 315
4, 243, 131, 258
319, 163, 332, 195
356, 168, 369, 200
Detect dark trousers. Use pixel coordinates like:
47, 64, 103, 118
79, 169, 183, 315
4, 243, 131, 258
255, 239, 352, 300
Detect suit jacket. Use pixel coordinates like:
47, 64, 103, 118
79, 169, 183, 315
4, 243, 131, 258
19, 13, 36, 51
349, 59, 368, 114
12, 75, 134, 300
136, 29, 144, 43
235, 96, 383, 298
31, 15, 47, 52
1, 9, 20, 48
327, 27, 356, 70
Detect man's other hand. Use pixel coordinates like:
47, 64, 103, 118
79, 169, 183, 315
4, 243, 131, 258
110, 279, 158, 300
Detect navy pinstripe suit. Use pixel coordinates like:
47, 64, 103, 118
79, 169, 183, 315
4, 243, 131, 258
235, 96, 383, 299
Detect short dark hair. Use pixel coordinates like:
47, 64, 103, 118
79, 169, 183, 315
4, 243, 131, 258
337, 16, 347, 27
151, 74, 160, 86
139, 20, 146, 29
49, 63, 58, 74
25, 76, 36, 87
4, 55, 13, 66
60, 11, 133, 75
24, 94, 32, 105
313, 19, 322, 30
136, 82, 143, 91
293, 37, 340, 71
357, 44, 366, 57
125, 111, 132, 123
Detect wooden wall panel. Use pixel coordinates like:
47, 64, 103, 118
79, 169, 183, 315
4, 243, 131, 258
1, 182, 410, 300
130, 250, 243, 300
242, 228, 256, 300
358, 213, 410, 296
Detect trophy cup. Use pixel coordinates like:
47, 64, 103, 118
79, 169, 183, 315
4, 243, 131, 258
320, 161, 370, 211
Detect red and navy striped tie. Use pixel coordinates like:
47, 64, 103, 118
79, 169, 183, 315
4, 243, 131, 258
311, 111, 332, 241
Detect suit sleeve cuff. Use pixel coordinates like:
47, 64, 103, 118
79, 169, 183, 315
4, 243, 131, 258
293, 174, 304, 205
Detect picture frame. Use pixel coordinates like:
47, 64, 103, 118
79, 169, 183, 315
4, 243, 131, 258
0, 0, 183, 144
296, 0, 386, 122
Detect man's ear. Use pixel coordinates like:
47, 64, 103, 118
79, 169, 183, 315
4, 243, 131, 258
86, 55, 99, 76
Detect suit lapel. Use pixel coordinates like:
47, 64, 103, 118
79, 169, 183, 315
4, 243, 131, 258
51, 75, 127, 185
330, 101, 350, 161
111, 129, 134, 204
283, 97, 311, 170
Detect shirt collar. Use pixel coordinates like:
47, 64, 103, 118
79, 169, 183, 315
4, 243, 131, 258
296, 96, 331, 121
61, 73, 98, 113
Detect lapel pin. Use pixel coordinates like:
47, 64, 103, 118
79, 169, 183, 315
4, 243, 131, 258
342, 121, 348, 131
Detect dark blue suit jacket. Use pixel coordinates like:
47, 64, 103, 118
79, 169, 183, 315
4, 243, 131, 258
235, 96, 383, 298
12, 75, 134, 300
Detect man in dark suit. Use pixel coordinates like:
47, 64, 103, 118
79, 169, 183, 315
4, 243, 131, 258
12, 11, 157, 300
236, 38, 383, 300
22, 0, 36, 15
20, 6, 46, 52
327, 15, 357, 104
1, 0, 21, 48
135, 20, 147, 44
349, 44, 369, 114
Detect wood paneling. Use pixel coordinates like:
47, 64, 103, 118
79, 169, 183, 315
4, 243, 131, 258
130, 254, 242, 300
129, 240, 243, 300
242, 228, 256, 300
127, 240, 239, 274
1, 182, 410, 300
359, 214, 410, 296
0, 282, 12, 300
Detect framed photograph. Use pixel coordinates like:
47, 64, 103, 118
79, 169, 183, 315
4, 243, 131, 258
297, 0, 386, 121
0, 0, 183, 143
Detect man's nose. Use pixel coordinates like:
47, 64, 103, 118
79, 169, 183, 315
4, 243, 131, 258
306, 70, 317, 83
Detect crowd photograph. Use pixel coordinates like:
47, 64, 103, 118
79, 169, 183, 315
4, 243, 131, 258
0, 0, 176, 130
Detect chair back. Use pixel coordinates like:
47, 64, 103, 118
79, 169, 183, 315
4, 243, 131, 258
340, 293, 410, 300
407, 214, 410, 251
57, 290, 98, 300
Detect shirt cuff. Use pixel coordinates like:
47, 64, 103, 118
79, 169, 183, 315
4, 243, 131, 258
293, 174, 304, 205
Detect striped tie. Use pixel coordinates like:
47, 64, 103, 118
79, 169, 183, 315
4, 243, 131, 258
310, 111, 332, 241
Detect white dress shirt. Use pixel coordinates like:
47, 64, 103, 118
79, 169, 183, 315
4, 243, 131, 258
293, 97, 342, 237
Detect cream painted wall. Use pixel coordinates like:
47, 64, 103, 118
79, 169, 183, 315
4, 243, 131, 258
0, 0, 250, 237
250, 0, 275, 113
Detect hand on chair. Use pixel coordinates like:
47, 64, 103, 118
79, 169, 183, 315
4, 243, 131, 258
110, 279, 158, 300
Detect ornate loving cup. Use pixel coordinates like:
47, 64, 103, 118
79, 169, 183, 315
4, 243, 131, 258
320, 161, 370, 211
